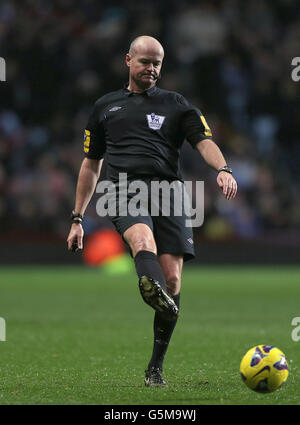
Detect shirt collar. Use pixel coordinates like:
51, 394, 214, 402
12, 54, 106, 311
123, 83, 157, 97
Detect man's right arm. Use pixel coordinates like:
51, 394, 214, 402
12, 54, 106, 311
67, 158, 103, 251
74, 157, 103, 215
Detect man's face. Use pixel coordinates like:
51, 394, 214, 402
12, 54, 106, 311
126, 49, 163, 90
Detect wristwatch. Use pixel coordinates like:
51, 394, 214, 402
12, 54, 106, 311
71, 210, 83, 224
218, 166, 233, 174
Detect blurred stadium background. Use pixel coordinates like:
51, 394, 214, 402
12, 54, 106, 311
1, 0, 300, 265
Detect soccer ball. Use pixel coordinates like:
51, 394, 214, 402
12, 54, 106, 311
240, 345, 289, 393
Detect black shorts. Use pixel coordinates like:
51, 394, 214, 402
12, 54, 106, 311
105, 177, 195, 262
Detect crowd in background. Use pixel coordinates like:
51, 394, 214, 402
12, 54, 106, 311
0, 0, 299, 242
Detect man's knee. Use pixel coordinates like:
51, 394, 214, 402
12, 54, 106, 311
165, 273, 181, 296
133, 236, 155, 254
124, 224, 156, 257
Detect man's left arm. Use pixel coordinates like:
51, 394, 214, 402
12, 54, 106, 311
177, 96, 237, 200
196, 138, 238, 200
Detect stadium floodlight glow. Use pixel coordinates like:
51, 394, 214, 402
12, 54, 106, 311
0, 57, 6, 81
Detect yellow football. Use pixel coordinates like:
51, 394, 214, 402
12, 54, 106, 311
240, 345, 288, 393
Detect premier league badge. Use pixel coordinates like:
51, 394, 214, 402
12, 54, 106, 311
146, 112, 165, 130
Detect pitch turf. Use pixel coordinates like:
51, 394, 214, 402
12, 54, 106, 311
0, 263, 299, 405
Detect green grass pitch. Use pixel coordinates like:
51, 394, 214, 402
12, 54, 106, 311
0, 263, 299, 405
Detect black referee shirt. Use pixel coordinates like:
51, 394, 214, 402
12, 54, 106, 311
83, 84, 212, 182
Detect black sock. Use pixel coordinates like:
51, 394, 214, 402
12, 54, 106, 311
148, 293, 180, 370
134, 250, 167, 291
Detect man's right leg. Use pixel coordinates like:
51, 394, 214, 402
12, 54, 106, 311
123, 223, 179, 386
123, 223, 178, 320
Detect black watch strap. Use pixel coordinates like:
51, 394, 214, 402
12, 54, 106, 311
218, 166, 232, 174
71, 210, 83, 223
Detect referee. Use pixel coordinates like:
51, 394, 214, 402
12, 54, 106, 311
67, 35, 237, 387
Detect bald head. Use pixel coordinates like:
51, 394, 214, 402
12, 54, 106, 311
129, 35, 164, 59
126, 35, 164, 93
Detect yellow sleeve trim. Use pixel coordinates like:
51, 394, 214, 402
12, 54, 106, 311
84, 129, 91, 153
200, 115, 212, 137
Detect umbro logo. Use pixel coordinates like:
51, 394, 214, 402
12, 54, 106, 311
187, 238, 193, 244
109, 106, 122, 112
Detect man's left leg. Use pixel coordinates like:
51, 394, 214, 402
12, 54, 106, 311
145, 253, 183, 386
